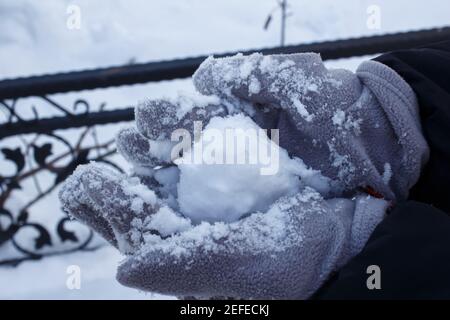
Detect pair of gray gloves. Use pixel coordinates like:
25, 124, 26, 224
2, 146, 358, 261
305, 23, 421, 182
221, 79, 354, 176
59, 52, 429, 299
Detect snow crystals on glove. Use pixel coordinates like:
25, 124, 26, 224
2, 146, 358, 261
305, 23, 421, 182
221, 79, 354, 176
166, 91, 222, 120
144, 205, 192, 238
123, 176, 158, 214
135, 92, 222, 141
194, 52, 342, 123
137, 188, 324, 260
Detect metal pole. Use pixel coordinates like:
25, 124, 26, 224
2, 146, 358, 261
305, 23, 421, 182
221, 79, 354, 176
280, 0, 287, 46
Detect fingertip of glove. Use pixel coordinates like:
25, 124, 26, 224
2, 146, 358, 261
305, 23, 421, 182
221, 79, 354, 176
135, 99, 179, 140
58, 163, 100, 212
78, 163, 123, 208
116, 259, 131, 286
116, 257, 147, 290
116, 126, 153, 165
193, 56, 216, 95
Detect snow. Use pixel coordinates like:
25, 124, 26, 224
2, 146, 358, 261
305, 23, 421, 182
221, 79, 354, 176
123, 178, 158, 211
248, 77, 261, 95
332, 109, 346, 126
327, 140, 356, 184
1, 0, 449, 299
176, 114, 330, 223
167, 92, 222, 121
239, 56, 257, 80
332, 109, 362, 134
0, 246, 173, 300
293, 99, 314, 122
152, 166, 180, 207
145, 206, 192, 237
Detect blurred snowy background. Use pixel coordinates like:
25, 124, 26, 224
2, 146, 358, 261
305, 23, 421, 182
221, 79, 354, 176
0, 0, 449, 299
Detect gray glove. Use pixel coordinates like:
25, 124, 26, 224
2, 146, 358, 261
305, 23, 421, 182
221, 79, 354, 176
60, 162, 388, 299
117, 192, 388, 299
193, 53, 430, 199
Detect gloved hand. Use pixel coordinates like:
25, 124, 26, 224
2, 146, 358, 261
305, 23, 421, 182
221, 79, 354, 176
193, 52, 429, 199
60, 162, 388, 299
59, 93, 231, 255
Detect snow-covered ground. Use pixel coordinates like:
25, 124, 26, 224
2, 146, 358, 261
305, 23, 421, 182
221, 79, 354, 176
0, 247, 173, 299
0, 0, 449, 300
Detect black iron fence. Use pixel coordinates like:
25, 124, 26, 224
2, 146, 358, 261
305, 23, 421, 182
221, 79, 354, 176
1, 27, 449, 266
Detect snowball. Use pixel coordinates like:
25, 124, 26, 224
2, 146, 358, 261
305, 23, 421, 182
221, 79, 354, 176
175, 114, 330, 224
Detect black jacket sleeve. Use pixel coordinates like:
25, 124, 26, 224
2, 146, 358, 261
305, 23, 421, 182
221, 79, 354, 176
315, 40, 450, 299
376, 40, 450, 212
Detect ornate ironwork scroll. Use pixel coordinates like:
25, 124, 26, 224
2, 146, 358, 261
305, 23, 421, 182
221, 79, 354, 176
0, 96, 124, 266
